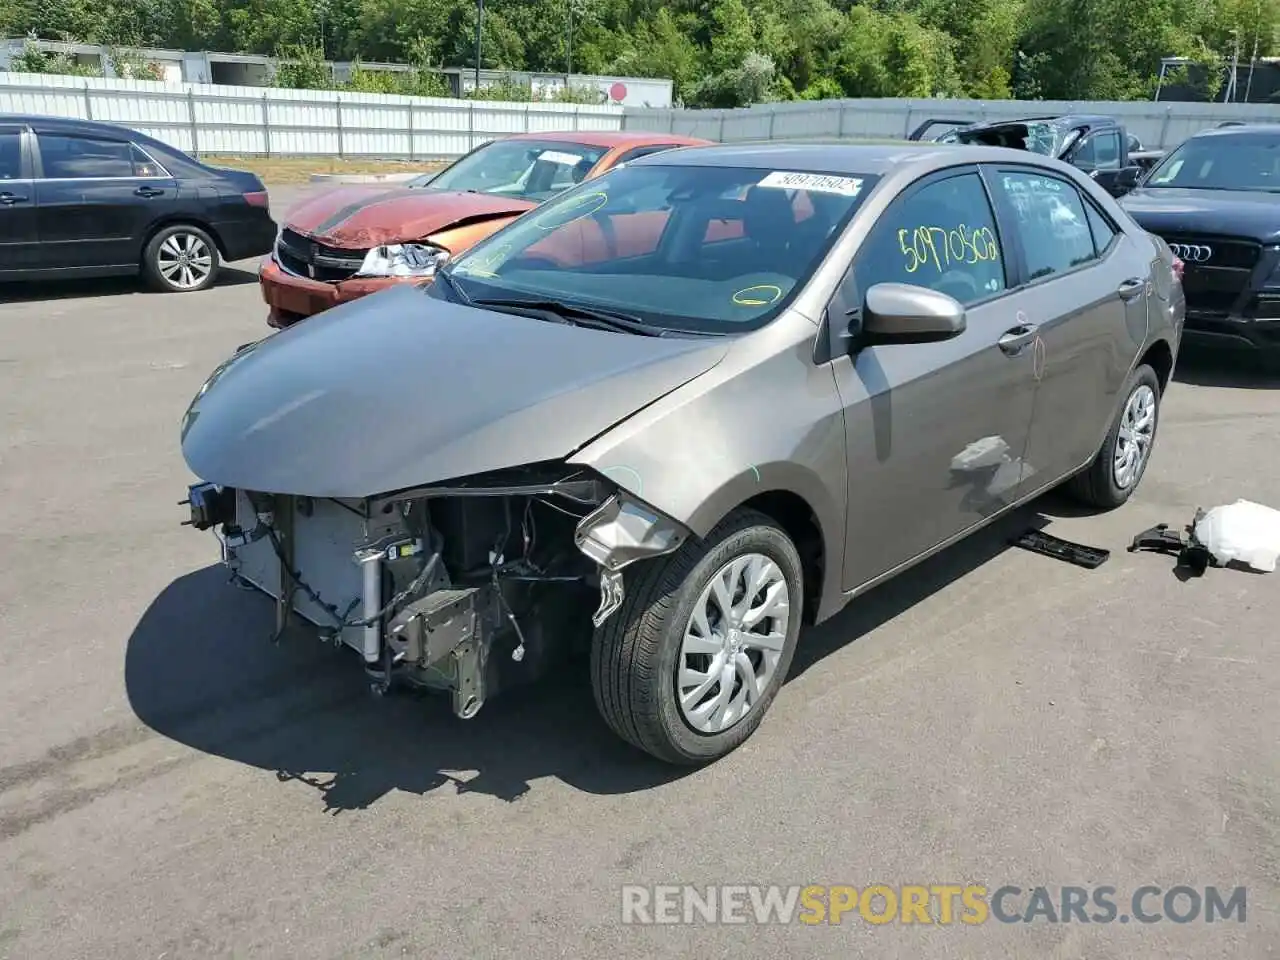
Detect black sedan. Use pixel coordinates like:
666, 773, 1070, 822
1121, 123, 1280, 358
0, 114, 277, 293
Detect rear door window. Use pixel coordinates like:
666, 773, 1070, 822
993, 170, 1098, 280
37, 134, 136, 179
0, 129, 22, 180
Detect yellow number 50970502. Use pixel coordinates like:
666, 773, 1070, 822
897, 225, 999, 274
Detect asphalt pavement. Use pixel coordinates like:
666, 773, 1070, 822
1, 185, 1277, 959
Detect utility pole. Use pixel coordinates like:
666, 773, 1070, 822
567, 3, 573, 80
474, 0, 484, 93
1223, 29, 1240, 103
1243, 0, 1262, 103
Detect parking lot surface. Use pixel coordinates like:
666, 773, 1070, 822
1, 185, 1278, 958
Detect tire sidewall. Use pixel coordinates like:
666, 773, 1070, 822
146, 226, 219, 293
650, 521, 804, 762
1101, 364, 1161, 503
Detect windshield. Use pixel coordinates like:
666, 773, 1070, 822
406, 139, 609, 202
1143, 134, 1280, 192
443, 163, 876, 334
955, 121, 1062, 156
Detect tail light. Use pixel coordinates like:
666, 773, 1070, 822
1171, 255, 1184, 281
243, 190, 270, 210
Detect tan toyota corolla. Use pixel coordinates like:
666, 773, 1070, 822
179, 142, 1184, 765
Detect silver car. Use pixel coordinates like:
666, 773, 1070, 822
178, 143, 1184, 765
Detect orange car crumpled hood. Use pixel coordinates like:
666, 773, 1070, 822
284, 186, 539, 248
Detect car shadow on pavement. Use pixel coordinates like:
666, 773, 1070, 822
126, 507, 1053, 812
1173, 349, 1280, 389
125, 565, 683, 811
791, 507, 1049, 677
0, 266, 259, 304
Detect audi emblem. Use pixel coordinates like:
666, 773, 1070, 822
1169, 243, 1213, 263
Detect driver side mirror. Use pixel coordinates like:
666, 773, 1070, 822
1112, 165, 1142, 195
861, 282, 967, 345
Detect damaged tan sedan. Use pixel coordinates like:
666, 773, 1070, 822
179, 143, 1183, 765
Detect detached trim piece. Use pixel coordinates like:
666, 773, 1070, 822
574, 493, 690, 626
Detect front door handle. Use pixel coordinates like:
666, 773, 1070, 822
998, 323, 1038, 356
134, 186, 165, 198
1117, 277, 1146, 300
0, 191, 28, 205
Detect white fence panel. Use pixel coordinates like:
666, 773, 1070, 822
0, 72, 626, 159
625, 97, 1280, 150
11, 71, 1277, 161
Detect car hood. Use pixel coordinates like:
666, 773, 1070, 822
285, 186, 538, 247
180, 285, 729, 498
1120, 188, 1280, 244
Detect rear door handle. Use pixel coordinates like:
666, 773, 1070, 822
1118, 277, 1146, 300
998, 323, 1039, 356
134, 186, 165, 198
0, 191, 28, 205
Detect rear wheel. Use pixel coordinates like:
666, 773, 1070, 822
1065, 363, 1161, 509
591, 508, 803, 765
143, 225, 220, 293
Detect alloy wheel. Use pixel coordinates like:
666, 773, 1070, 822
157, 232, 213, 290
1113, 383, 1157, 489
677, 553, 790, 734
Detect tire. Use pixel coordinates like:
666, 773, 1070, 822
591, 508, 803, 765
142, 224, 221, 293
1065, 363, 1162, 509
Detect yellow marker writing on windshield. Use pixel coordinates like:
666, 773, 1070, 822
732, 284, 783, 307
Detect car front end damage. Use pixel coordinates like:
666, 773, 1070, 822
181, 463, 690, 716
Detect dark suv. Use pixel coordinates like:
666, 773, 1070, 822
1121, 123, 1280, 358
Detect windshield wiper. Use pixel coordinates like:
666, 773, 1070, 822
470, 297, 672, 337
434, 266, 471, 305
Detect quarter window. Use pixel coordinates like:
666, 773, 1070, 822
995, 171, 1097, 280
38, 134, 135, 179
853, 171, 1006, 306
1085, 201, 1119, 256
131, 144, 166, 177
0, 130, 21, 180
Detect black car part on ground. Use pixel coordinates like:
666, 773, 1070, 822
1010, 529, 1111, 569
1129, 517, 1213, 577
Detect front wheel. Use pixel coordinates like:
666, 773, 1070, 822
143, 225, 221, 293
1065, 363, 1161, 509
591, 508, 803, 765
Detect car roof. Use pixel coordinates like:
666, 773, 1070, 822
964, 114, 1117, 132
0, 113, 142, 137
628, 140, 1060, 175
503, 129, 709, 148
1193, 122, 1280, 139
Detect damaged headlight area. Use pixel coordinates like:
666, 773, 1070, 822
180, 463, 689, 720
358, 243, 450, 278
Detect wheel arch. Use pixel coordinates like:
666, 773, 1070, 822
672, 463, 844, 628
139, 217, 227, 264
736, 489, 827, 626
1138, 337, 1175, 393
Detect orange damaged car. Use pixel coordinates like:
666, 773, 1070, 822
260, 130, 710, 327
